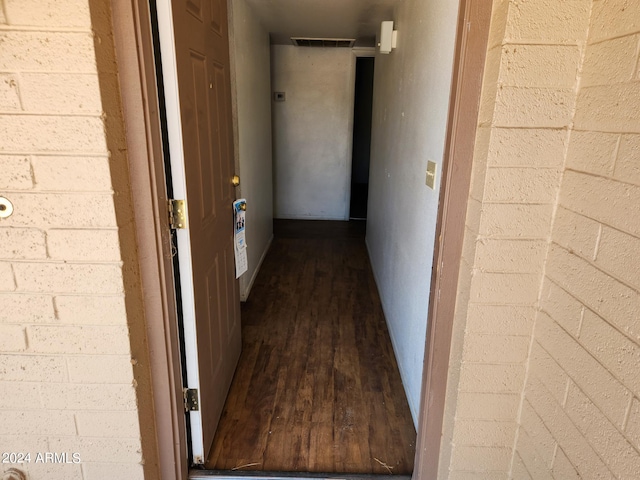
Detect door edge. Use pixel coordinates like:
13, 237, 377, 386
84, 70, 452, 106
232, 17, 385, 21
111, 0, 189, 478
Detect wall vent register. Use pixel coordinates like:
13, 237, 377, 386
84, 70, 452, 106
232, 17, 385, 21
291, 37, 356, 48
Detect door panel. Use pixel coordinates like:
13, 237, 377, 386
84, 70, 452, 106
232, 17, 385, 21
171, 0, 241, 462
210, 0, 223, 35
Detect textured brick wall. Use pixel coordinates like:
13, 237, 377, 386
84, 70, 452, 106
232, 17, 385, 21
443, 0, 640, 478
0, 1, 146, 479
441, 0, 592, 477
514, 0, 640, 477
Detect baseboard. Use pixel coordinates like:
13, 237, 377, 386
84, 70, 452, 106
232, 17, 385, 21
273, 214, 348, 221
240, 234, 273, 302
365, 238, 419, 427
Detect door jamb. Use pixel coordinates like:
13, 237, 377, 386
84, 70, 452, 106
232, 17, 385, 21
110, 0, 189, 478
414, 1, 492, 479
110, 0, 492, 478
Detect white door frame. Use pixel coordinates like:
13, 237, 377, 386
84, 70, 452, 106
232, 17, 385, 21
155, 0, 206, 463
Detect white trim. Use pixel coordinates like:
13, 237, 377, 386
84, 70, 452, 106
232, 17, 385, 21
273, 215, 350, 221
344, 51, 357, 221
365, 238, 419, 426
351, 46, 376, 57
155, 0, 205, 464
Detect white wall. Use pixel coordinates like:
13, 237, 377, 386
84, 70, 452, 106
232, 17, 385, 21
271, 46, 354, 220
366, 0, 460, 424
229, 0, 273, 299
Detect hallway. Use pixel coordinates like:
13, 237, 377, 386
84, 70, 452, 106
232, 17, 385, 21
206, 220, 416, 474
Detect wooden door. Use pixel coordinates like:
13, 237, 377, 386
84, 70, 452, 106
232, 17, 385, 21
170, 0, 241, 463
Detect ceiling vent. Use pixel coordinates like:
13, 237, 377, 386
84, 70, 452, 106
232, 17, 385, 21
291, 37, 356, 48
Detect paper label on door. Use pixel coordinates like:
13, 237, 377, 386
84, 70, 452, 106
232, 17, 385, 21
233, 199, 248, 278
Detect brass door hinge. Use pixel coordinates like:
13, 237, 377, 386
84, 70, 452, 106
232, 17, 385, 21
168, 199, 187, 229
183, 388, 199, 412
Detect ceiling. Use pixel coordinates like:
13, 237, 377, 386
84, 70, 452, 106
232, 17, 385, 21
244, 0, 403, 46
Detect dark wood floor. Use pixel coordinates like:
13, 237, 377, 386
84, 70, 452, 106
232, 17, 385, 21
205, 220, 416, 474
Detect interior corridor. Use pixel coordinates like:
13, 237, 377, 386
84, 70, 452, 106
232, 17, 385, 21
205, 220, 416, 474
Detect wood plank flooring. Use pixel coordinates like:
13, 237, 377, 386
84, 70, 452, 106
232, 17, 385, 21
205, 220, 416, 474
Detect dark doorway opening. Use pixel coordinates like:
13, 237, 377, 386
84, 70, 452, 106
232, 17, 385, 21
349, 57, 375, 220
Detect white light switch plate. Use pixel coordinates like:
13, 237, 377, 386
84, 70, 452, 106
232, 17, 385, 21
426, 161, 437, 189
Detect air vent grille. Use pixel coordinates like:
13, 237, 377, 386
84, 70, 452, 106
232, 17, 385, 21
291, 37, 356, 48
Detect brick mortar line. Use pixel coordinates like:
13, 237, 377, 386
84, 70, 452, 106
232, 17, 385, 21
572, 127, 640, 134
485, 125, 640, 134
534, 319, 639, 427
5, 290, 125, 296
526, 351, 639, 471
0, 70, 99, 75
580, 79, 640, 89
587, 31, 640, 47
461, 332, 533, 338
0, 111, 105, 117
517, 413, 557, 470
0, 70, 100, 76
477, 235, 551, 241
0, 407, 139, 412
494, 85, 580, 91
485, 165, 563, 169
0, 352, 130, 357
609, 133, 623, 178
0, 25, 92, 34
0, 190, 115, 195
623, 395, 635, 432
475, 236, 550, 242
548, 240, 640, 295
502, 40, 584, 47
486, 164, 565, 169
469, 269, 544, 275
633, 36, 640, 81
486, 125, 572, 131
557, 204, 640, 239
491, 122, 574, 130
507, 2, 596, 474
578, 81, 640, 89
0, 292, 124, 298
0, 152, 110, 157
523, 390, 613, 478
541, 283, 640, 351
466, 301, 538, 307
0, 151, 110, 157
460, 360, 533, 366
7, 259, 123, 266
0, 323, 129, 328
480, 201, 569, 206
564, 166, 640, 189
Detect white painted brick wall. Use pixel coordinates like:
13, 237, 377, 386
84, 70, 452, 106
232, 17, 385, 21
31, 156, 113, 192
19, 73, 103, 114
615, 134, 640, 185
504, 0, 591, 44
2, 0, 91, 28
0, 294, 56, 323
0, 32, 97, 72
513, 0, 640, 477
0, 1, 144, 479
0, 155, 32, 189
446, 0, 640, 478
565, 131, 619, 177
487, 128, 567, 168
